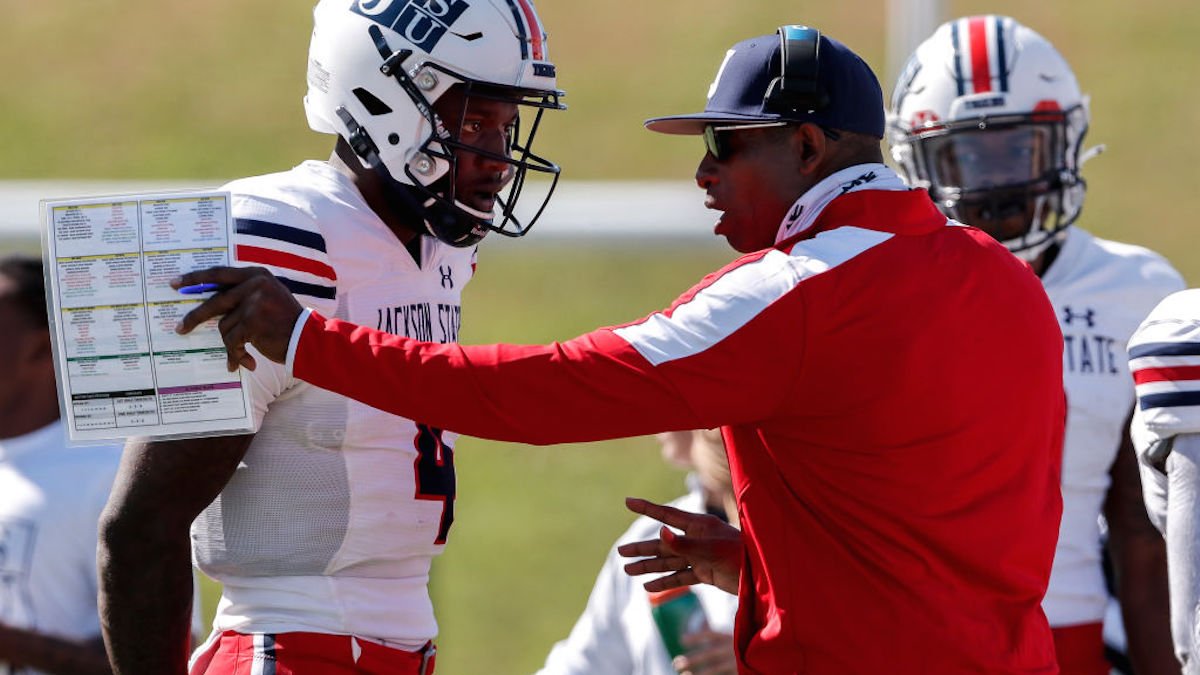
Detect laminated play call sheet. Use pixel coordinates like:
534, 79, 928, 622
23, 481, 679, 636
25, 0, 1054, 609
42, 192, 254, 443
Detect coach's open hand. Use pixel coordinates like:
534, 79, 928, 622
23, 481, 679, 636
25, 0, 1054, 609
619, 497, 744, 595
171, 266, 303, 372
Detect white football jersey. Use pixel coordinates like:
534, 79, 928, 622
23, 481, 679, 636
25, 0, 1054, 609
190, 161, 475, 647
1128, 288, 1200, 529
538, 480, 738, 675
1127, 289, 1200, 671
0, 422, 122, 675
1040, 226, 1183, 626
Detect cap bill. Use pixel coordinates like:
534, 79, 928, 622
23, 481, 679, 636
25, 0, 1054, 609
644, 111, 782, 135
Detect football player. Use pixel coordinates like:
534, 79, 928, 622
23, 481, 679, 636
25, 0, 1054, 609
1128, 289, 1200, 671
97, 1, 564, 673
889, 15, 1183, 675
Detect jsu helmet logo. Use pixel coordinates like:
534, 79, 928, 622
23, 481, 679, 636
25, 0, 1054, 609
351, 0, 470, 53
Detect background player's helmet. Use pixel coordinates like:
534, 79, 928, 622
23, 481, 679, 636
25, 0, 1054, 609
888, 16, 1092, 261
305, 0, 565, 247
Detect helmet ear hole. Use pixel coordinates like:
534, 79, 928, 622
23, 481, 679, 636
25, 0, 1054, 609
353, 88, 393, 116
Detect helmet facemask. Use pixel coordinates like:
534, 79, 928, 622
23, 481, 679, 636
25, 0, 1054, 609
899, 106, 1088, 261
413, 77, 562, 247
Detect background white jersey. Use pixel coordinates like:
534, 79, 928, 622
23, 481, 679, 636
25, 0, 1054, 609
0, 422, 122, 675
190, 161, 475, 647
1127, 288, 1200, 670
1128, 288, 1200, 529
1041, 226, 1183, 626
538, 480, 738, 675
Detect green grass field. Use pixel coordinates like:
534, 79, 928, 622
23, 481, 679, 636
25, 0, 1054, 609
5, 0, 1200, 671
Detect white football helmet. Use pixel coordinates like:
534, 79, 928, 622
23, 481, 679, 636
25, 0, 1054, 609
305, 0, 565, 247
888, 16, 1093, 261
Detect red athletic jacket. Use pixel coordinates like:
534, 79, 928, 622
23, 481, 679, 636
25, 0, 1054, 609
291, 189, 1064, 674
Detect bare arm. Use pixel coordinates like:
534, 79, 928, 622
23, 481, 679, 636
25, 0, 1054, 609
98, 434, 254, 675
0, 628, 110, 675
1105, 411, 1179, 675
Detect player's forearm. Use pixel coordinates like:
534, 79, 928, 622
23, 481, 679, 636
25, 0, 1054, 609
0, 627, 112, 675
1113, 535, 1180, 674
97, 514, 194, 675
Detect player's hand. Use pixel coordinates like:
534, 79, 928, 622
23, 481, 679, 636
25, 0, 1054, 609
171, 266, 303, 372
618, 497, 743, 595
675, 630, 737, 675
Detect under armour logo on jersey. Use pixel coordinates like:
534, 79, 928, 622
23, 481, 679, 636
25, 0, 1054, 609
840, 171, 878, 195
439, 265, 454, 289
351, 0, 470, 53
1062, 306, 1096, 328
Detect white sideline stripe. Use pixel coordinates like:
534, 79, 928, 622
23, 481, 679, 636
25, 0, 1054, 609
1136, 380, 1200, 395
1130, 355, 1200, 371
614, 227, 894, 366
252, 633, 268, 675
0, 180, 717, 241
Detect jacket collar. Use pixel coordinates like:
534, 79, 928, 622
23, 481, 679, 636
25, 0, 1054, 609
774, 164, 946, 248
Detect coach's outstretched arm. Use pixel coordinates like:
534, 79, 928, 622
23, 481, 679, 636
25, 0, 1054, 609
174, 265, 799, 445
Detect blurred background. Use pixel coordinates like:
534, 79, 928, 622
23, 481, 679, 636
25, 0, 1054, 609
3, 0, 1198, 671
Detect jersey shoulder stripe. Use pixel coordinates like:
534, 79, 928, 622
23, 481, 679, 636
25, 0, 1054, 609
235, 218, 328, 253
1134, 365, 1200, 385
1129, 289, 1200, 438
1139, 391, 1200, 410
1130, 341, 1200, 359
613, 227, 893, 367
230, 220, 337, 307
278, 277, 337, 301
236, 245, 338, 282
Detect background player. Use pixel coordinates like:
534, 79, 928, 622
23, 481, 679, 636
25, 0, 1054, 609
888, 15, 1183, 674
96, 1, 564, 673
538, 429, 738, 675
0, 255, 121, 675
1128, 289, 1200, 672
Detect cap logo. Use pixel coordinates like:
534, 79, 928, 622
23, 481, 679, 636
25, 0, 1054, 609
351, 0, 471, 52
707, 49, 736, 101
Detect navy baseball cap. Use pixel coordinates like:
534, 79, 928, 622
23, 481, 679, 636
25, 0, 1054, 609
645, 29, 885, 139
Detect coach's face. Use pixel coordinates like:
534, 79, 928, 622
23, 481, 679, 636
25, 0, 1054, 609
695, 125, 815, 253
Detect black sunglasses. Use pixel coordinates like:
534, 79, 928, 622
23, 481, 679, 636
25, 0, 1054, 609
703, 122, 842, 160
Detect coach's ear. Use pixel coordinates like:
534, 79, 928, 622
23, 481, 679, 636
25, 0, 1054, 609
790, 123, 829, 174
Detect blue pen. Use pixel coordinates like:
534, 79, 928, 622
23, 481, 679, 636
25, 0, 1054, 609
178, 283, 224, 295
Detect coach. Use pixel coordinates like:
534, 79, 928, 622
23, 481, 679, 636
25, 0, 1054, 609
177, 27, 1065, 673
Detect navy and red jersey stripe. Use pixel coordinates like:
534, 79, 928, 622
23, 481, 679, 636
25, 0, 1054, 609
234, 217, 336, 301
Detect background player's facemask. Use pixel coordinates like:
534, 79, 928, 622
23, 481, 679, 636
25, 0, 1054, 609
906, 111, 1084, 260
